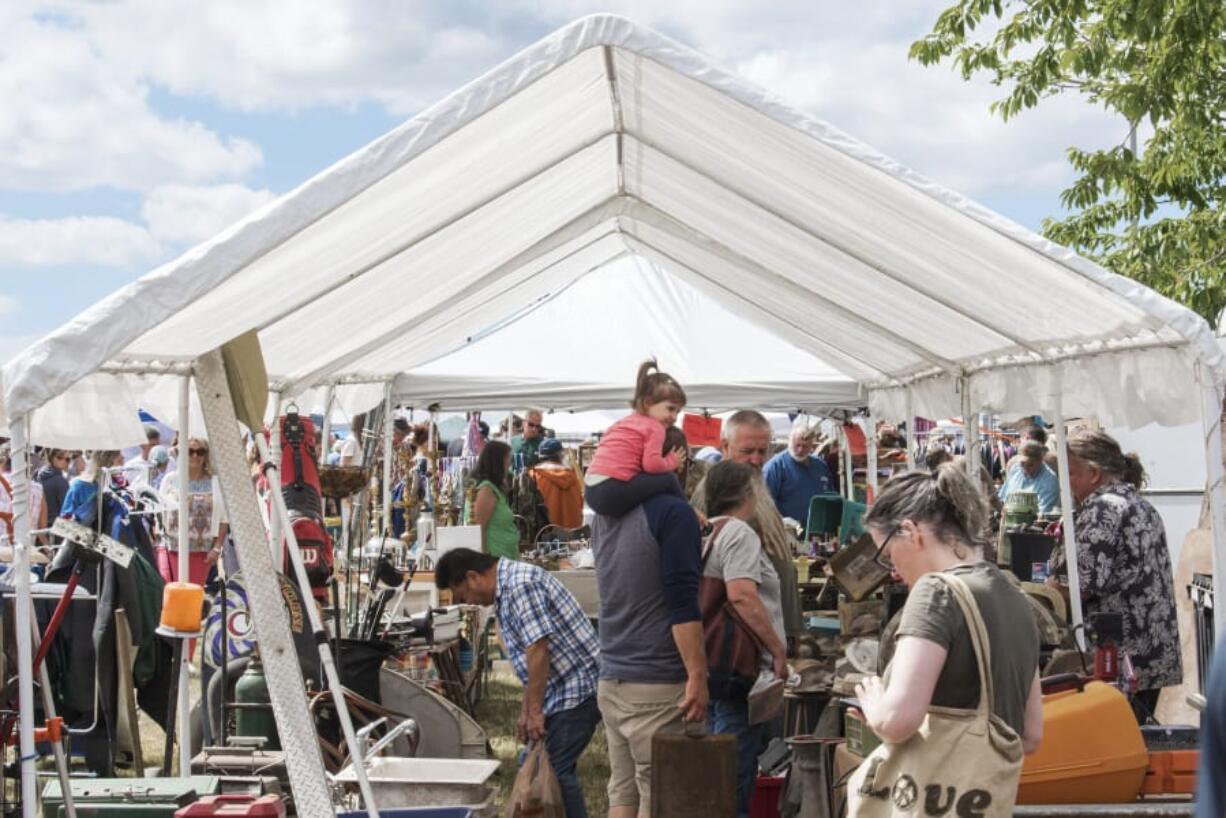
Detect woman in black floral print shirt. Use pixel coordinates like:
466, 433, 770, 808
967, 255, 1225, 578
1048, 431, 1181, 723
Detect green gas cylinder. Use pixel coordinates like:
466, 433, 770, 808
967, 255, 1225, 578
233, 657, 280, 750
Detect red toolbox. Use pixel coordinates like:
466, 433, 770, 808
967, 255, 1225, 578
175, 795, 286, 817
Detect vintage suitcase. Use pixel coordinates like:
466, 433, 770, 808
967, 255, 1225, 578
650, 725, 737, 818
42, 777, 220, 818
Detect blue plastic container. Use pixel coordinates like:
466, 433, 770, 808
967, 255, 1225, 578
338, 810, 472, 818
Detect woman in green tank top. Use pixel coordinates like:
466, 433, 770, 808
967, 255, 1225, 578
465, 440, 520, 559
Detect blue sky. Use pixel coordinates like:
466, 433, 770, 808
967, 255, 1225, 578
0, 1, 1126, 362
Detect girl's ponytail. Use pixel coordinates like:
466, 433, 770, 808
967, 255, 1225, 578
631, 359, 687, 412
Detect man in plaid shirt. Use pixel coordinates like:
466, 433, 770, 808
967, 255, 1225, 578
436, 548, 600, 818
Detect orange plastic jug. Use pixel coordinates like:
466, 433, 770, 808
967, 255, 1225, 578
160, 581, 205, 634
1017, 681, 1148, 804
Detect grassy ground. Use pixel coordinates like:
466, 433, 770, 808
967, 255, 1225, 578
478, 663, 610, 815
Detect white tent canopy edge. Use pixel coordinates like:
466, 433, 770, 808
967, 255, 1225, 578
2, 13, 1221, 433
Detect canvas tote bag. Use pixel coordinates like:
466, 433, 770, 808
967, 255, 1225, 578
847, 572, 1024, 818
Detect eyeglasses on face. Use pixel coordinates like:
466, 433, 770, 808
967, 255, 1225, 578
188, 448, 208, 456
872, 527, 901, 570
525, 422, 543, 429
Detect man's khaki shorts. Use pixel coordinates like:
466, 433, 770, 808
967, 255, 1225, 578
597, 679, 686, 813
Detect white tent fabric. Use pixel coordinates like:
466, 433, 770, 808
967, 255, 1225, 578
3, 13, 1223, 450
398, 256, 862, 411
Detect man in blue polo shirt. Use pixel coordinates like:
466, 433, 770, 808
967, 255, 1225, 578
436, 548, 600, 818
762, 420, 833, 524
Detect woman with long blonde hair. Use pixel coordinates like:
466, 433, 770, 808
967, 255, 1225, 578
158, 437, 229, 586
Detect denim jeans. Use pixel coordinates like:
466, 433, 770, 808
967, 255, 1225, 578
708, 697, 764, 818
545, 696, 602, 818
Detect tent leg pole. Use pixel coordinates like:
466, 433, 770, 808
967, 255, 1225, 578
268, 392, 283, 566
904, 389, 915, 470
11, 416, 37, 818
381, 384, 394, 538
1052, 392, 1086, 650
1196, 363, 1226, 638
176, 374, 192, 776
865, 414, 878, 503
27, 610, 75, 818
318, 386, 335, 469
254, 431, 380, 817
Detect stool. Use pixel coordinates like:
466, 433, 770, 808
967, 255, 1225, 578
783, 690, 828, 738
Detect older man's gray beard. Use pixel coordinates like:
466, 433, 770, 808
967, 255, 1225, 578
788, 448, 810, 463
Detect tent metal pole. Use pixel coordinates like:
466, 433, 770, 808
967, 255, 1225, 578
839, 424, 853, 501
10, 415, 36, 818
318, 385, 335, 468
865, 414, 878, 503
381, 383, 394, 538
268, 391, 283, 565
904, 389, 915, 470
1196, 362, 1226, 636
176, 374, 192, 775
960, 379, 975, 482
1052, 392, 1086, 650
255, 429, 380, 817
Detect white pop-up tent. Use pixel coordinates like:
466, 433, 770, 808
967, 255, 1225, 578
3, 13, 1225, 815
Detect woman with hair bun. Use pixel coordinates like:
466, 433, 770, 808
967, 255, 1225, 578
1049, 430, 1181, 722
850, 463, 1043, 813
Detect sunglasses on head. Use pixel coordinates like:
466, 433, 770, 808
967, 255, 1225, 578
188, 447, 208, 456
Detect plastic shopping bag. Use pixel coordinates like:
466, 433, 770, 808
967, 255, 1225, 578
504, 740, 565, 818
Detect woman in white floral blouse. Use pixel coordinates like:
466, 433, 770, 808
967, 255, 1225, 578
1049, 430, 1181, 723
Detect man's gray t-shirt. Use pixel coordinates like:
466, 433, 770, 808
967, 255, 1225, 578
880, 561, 1040, 736
703, 517, 786, 649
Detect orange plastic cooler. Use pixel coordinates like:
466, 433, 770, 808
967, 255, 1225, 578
1017, 681, 1148, 804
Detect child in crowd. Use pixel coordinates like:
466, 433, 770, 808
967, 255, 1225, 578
584, 360, 687, 516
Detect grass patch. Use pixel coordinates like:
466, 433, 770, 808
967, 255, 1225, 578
477, 666, 609, 815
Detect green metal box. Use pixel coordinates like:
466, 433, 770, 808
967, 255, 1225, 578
41, 776, 220, 818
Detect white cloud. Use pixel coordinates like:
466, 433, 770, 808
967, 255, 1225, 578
0, 296, 18, 319
142, 184, 277, 245
70, 1, 516, 117
0, 216, 162, 268
0, 182, 277, 269
0, 9, 262, 192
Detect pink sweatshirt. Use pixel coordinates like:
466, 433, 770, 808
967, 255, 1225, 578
588, 413, 678, 481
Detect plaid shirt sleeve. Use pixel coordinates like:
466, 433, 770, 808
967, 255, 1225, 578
504, 571, 557, 647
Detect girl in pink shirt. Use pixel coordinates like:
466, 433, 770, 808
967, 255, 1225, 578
584, 361, 688, 516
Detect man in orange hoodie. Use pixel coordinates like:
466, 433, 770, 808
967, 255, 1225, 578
531, 438, 584, 530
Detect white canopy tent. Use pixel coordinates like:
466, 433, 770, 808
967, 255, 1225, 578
2, 13, 1225, 814
399, 255, 862, 412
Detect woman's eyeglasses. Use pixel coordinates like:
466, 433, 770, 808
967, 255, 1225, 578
188, 448, 208, 456
872, 528, 900, 570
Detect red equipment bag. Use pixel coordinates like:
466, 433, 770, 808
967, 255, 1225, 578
284, 513, 333, 602
278, 407, 322, 520
280, 515, 331, 605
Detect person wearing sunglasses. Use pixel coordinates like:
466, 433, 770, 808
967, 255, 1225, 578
158, 438, 229, 591
855, 464, 1044, 765
511, 408, 546, 467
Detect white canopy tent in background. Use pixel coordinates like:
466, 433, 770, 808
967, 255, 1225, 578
400, 255, 862, 411
2, 13, 1225, 813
